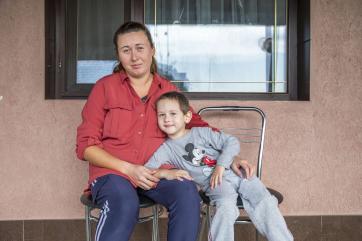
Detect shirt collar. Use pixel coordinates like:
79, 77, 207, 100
119, 71, 129, 84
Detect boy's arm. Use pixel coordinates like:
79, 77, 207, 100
154, 169, 193, 181
145, 144, 192, 181
204, 127, 241, 169
204, 127, 240, 188
145, 144, 171, 169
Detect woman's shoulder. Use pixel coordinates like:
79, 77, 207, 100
89, 72, 130, 103
95, 72, 122, 86
155, 73, 178, 91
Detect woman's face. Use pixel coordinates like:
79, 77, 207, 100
116, 31, 155, 79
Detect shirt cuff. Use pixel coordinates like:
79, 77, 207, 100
216, 155, 233, 169
76, 137, 104, 160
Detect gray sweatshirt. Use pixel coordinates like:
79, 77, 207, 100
145, 127, 240, 189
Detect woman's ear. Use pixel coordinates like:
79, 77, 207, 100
152, 47, 156, 56
184, 111, 193, 124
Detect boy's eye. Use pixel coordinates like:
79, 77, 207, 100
136, 46, 144, 51
170, 112, 177, 116
158, 113, 165, 117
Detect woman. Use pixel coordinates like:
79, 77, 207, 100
76, 21, 254, 241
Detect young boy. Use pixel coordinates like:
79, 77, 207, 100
145, 91, 293, 241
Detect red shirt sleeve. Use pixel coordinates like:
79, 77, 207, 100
186, 107, 219, 131
186, 109, 209, 128
76, 81, 106, 160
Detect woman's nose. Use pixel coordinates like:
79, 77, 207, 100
130, 49, 138, 61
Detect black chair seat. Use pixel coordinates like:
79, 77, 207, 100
199, 187, 283, 209
80, 193, 156, 210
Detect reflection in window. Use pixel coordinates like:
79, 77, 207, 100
76, 0, 124, 84
145, 0, 287, 93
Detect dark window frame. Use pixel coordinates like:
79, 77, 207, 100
45, 0, 310, 100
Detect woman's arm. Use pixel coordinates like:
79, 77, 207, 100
76, 81, 107, 161
84, 145, 159, 190
77, 80, 159, 189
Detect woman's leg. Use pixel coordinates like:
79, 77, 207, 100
142, 179, 201, 241
91, 174, 140, 241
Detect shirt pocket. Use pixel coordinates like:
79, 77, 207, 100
103, 102, 134, 141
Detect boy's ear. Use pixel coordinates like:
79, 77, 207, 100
184, 111, 192, 124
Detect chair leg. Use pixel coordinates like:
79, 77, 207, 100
85, 206, 92, 241
206, 205, 212, 229
255, 230, 259, 241
197, 206, 207, 241
152, 205, 160, 241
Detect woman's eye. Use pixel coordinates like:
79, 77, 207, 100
122, 49, 130, 54
137, 47, 144, 51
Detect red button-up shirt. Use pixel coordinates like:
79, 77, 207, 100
76, 71, 208, 185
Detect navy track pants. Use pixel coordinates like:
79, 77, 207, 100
91, 174, 201, 241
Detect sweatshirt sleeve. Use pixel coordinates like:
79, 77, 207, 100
145, 143, 172, 169
76, 81, 106, 160
203, 127, 240, 169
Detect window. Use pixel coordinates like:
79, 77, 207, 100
45, 0, 309, 100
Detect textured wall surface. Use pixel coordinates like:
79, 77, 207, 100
0, 0, 361, 220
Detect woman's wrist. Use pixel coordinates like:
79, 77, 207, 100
118, 161, 134, 175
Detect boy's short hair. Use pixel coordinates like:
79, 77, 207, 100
156, 91, 190, 114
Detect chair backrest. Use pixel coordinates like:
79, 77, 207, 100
197, 106, 266, 179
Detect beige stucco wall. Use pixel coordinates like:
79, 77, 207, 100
0, 0, 361, 220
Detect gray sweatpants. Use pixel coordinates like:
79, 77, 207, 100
205, 174, 293, 241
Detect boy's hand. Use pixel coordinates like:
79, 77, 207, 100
231, 159, 255, 179
155, 169, 193, 181
210, 165, 225, 189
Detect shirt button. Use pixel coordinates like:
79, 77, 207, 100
138, 131, 142, 135
140, 113, 144, 117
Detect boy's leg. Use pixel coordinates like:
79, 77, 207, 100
206, 181, 239, 241
238, 176, 293, 241
91, 174, 140, 241
142, 179, 201, 241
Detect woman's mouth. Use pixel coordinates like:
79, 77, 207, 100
131, 64, 142, 69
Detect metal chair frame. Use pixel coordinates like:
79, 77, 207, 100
81, 193, 163, 241
196, 106, 283, 241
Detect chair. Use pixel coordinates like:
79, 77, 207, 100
196, 106, 284, 241
80, 191, 162, 241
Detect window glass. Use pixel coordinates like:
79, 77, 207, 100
145, 0, 287, 93
76, 0, 124, 84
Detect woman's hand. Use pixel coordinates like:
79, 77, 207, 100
231, 159, 255, 179
210, 166, 225, 189
123, 163, 160, 190
154, 169, 193, 181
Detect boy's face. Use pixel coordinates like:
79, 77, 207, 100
156, 99, 192, 139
